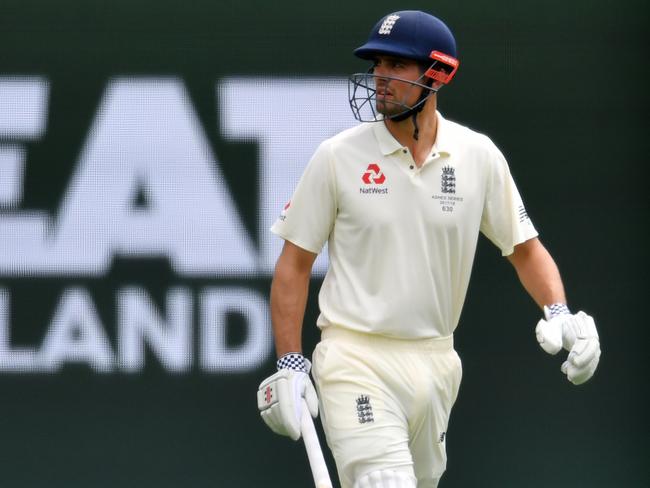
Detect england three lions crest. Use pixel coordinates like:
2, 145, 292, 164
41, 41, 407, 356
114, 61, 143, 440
441, 165, 456, 194
432, 165, 463, 213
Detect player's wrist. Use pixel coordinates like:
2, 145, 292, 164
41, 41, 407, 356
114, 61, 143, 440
544, 302, 571, 320
276, 352, 310, 373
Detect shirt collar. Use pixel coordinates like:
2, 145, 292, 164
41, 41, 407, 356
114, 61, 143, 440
372, 111, 453, 157
372, 119, 403, 156
431, 111, 452, 157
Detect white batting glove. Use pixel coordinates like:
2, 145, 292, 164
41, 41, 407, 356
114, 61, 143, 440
535, 305, 601, 385
257, 353, 319, 441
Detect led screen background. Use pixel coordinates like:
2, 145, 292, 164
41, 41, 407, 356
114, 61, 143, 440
0, 0, 647, 486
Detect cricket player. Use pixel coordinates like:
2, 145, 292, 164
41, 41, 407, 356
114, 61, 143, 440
257, 10, 601, 488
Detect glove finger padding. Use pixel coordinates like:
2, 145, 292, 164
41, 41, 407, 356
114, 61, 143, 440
561, 312, 600, 385
562, 311, 597, 351
289, 370, 319, 420
569, 336, 601, 368
257, 369, 318, 441
303, 379, 319, 418
562, 348, 601, 385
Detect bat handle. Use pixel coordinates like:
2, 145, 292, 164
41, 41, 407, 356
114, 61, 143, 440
301, 400, 333, 488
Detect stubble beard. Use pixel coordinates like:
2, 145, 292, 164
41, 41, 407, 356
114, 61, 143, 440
375, 81, 424, 119
376, 96, 407, 118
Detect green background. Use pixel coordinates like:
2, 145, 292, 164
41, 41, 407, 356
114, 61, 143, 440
1, 0, 647, 486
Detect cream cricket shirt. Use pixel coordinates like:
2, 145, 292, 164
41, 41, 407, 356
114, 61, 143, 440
271, 112, 538, 339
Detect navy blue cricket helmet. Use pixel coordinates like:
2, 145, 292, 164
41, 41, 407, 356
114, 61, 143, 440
354, 10, 457, 64
347, 11, 459, 132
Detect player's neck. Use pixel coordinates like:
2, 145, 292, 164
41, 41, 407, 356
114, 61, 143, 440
384, 99, 438, 167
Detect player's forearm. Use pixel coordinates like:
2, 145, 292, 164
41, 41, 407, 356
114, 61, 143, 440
507, 237, 566, 309
270, 252, 313, 358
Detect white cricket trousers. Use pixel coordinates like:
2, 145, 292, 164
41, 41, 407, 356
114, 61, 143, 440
312, 327, 462, 488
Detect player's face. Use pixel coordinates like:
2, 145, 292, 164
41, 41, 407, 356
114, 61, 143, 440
372, 56, 425, 117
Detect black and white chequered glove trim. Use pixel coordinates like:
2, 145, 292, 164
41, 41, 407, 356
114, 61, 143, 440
276, 352, 309, 373
547, 303, 571, 318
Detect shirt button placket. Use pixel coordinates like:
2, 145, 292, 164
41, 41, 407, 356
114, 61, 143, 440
402, 148, 416, 171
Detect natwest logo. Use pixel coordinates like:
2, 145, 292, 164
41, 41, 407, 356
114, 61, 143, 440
362, 163, 386, 185
360, 163, 388, 195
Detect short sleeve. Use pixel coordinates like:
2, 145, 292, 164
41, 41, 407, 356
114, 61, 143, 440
479, 144, 538, 256
270, 141, 337, 254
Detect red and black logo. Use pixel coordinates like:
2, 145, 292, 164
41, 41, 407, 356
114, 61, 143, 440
362, 163, 386, 185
